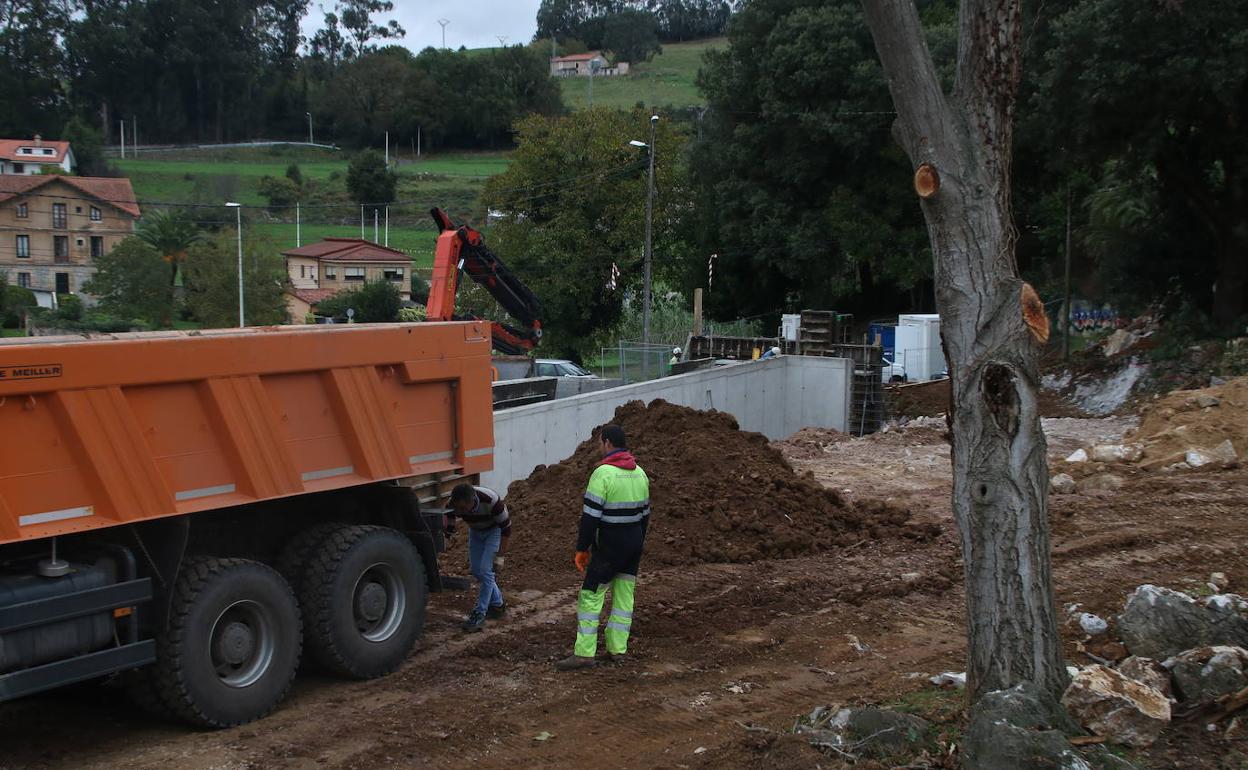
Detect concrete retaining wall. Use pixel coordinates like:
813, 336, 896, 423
483, 356, 851, 492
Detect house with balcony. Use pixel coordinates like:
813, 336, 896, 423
0, 174, 140, 296
283, 237, 412, 321
0, 136, 75, 175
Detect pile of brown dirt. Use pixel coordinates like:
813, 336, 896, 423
501, 400, 936, 589
770, 426, 851, 460
1125, 376, 1248, 463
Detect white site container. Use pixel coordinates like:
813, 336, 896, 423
894, 314, 946, 381
781, 314, 801, 342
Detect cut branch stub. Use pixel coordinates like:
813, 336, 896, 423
914, 163, 940, 199
981, 363, 1020, 438
1021, 282, 1049, 343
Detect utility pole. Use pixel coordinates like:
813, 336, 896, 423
119, 120, 125, 159
385, 131, 389, 168
360, 205, 364, 239
132, 117, 138, 156
438, 18, 450, 49
306, 112, 313, 145
642, 114, 658, 346
384, 206, 389, 246
496, 35, 508, 47
374, 209, 379, 243
296, 201, 301, 247
226, 203, 244, 327
1063, 186, 1073, 361
416, 126, 421, 158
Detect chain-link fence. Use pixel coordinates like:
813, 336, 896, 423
597, 341, 679, 383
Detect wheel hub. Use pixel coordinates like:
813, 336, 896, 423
214, 621, 255, 666
356, 581, 387, 623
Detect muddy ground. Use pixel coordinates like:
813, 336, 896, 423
2, 414, 1245, 769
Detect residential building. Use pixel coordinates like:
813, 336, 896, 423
550, 51, 629, 77
282, 237, 412, 321
0, 175, 140, 296
0, 136, 75, 175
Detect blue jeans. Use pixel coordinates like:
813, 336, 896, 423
467, 527, 503, 616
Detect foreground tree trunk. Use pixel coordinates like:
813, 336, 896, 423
859, 0, 1067, 701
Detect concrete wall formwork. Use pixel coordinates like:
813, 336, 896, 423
484, 356, 852, 491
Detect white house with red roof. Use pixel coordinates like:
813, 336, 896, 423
549, 51, 629, 77
0, 136, 75, 175
283, 237, 412, 321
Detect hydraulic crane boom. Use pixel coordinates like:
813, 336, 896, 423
426, 208, 543, 355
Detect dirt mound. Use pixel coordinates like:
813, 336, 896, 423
1126, 376, 1248, 462
771, 427, 851, 460
502, 400, 934, 588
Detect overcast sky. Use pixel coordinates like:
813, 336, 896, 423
301, 1, 544, 53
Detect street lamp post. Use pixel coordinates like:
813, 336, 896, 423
306, 112, 313, 146
226, 202, 244, 327
633, 115, 658, 346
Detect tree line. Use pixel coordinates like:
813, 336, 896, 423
0, 0, 562, 153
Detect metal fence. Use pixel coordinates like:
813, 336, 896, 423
598, 341, 679, 384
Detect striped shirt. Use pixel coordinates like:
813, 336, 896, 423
450, 486, 512, 536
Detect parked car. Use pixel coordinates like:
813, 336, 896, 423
533, 359, 597, 378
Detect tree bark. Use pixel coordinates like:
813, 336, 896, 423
859, 0, 1067, 701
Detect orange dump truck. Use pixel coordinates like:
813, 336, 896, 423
0, 322, 494, 726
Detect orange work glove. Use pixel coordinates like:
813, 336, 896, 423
574, 550, 590, 573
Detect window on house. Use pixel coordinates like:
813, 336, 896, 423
13, 163, 24, 173
17, 273, 30, 288
300, 265, 306, 279
54, 236, 69, 262
324, 265, 337, 279
383, 268, 405, 281
52, 203, 67, 228
75, 206, 82, 214
55, 273, 69, 294
42, 148, 54, 156
16, 235, 30, 258
90, 236, 104, 258
344, 267, 366, 282
16, 203, 27, 218
90, 206, 101, 222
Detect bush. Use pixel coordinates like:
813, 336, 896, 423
3, 285, 37, 328
317, 281, 402, 323
56, 294, 84, 321
346, 150, 396, 208
285, 163, 304, 188
410, 272, 430, 304
398, 306, 426, 322
257, 175, 300, 211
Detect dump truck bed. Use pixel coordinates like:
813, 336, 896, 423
0, 322, 495, 546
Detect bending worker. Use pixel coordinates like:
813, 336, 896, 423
446, 483, 510, 632
556, 424, 651, 670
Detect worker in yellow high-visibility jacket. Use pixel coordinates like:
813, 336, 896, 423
555, 424, 650, 670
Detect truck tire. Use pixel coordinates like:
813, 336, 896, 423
277, 521, 346, 598
299, 525, 427, 679
149, 557, 302, 728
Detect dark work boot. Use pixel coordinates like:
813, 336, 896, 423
554, 655, 598, 671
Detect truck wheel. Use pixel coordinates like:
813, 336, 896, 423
150, 557, 302, 728
277, 521, 346, 598
300, 525, 427, 679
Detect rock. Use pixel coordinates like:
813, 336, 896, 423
1207, 593, 1248, 613
1079, 474, 1126, 492
797, 707, 930, 760
1117, 657, 1173, 699
1118, 585, 1248, 659
1164, 646, 1248, 706
1051, 473, 1077, 495
929, 671, 967, 689
1195, 395, 1221, 409
1210, 572, 1230, 590
964, 682, 1086, 770
1079, 613, 1109, 636
900, 571, 922, 583
1091, 444, 1144, 463
1185, 441, 1237, 468
1062, 665, 1170, 748
1066, 448, 1089, 463
1102, 329, 1138, 357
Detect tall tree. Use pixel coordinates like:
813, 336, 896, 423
137, 209, 203, 289
859, 0, 1066, 704
1037, 0, 1248, 329
482, 109, 692, 358
183, 231, 287, 328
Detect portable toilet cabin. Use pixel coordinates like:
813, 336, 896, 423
894, 314, 946, 381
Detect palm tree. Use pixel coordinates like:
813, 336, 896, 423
137, 209, 203, 289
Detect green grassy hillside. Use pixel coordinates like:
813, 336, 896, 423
559, 38, 723, 110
